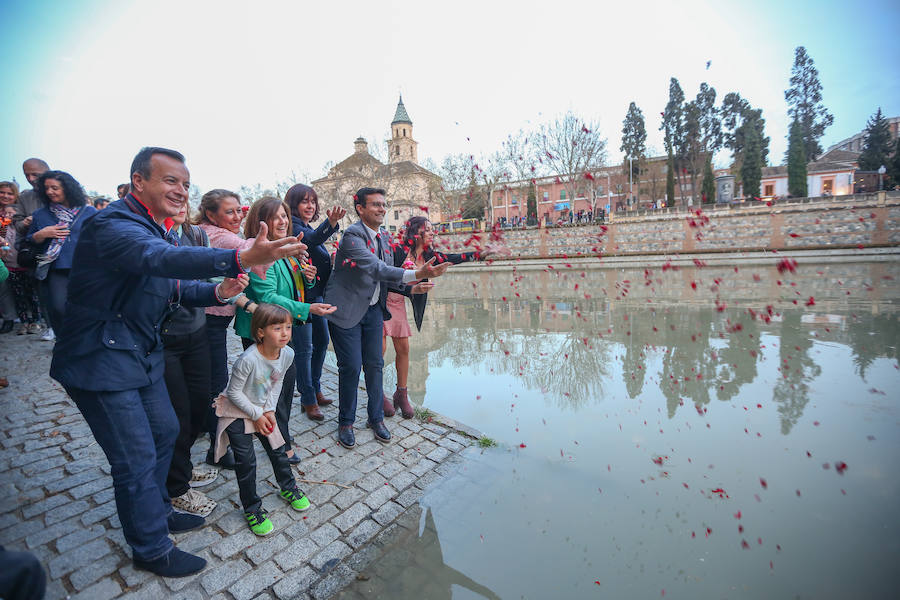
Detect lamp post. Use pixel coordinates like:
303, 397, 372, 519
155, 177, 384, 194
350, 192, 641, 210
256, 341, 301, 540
878, 165, 886, 191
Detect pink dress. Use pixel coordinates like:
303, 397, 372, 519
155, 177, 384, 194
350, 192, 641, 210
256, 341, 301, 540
383, 256, 417, 338
383, 292, 411, 338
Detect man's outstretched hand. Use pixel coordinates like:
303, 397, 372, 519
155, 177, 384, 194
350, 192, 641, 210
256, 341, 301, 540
414, 257, 450, 280
239, 222, 307, 268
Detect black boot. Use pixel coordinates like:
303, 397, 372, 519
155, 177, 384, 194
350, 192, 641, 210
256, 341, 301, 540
206, 445, 235, 470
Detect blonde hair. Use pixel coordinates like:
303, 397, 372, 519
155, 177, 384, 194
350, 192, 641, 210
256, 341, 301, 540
192, 188, 240, 225
250, 303, 292, 343
0, 181, 19, 201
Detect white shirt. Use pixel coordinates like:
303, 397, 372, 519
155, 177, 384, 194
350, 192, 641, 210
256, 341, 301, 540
362, 222, 417, 306
225, 344, 295, 421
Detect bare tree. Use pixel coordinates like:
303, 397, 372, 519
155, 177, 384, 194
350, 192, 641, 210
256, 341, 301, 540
536, 111, 607, 215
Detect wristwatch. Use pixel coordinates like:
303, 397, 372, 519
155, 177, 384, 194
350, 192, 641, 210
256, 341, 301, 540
232, 295, 258, 314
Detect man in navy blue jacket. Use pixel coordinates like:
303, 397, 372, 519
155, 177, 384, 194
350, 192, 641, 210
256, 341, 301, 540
50, 147, 307, 577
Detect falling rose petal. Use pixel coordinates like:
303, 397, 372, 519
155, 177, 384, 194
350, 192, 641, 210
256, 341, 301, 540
519, 443, 527, 448
835, 461, 848, 474
759, 478, 768, 489
741, 539, 750, 549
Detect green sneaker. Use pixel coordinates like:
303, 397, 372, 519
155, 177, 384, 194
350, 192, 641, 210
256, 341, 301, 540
280, 489, 311, 511
244, 510, 274, 536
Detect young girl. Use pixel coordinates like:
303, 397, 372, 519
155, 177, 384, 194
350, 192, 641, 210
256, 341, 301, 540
214, 303, 311, 536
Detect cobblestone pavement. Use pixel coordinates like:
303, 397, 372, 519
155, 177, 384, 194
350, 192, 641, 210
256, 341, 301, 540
0, 331, 475, 599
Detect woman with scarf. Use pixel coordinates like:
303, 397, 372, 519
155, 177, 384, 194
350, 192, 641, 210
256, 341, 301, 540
25, 171, 96, 337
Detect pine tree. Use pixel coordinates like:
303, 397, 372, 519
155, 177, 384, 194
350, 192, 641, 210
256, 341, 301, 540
785, 46, 834, 160
787, 118, 808, 197
858, 108, 893, 172
741, 125, 762, 199
666, 150, 676, 207
701, 157, 715, 204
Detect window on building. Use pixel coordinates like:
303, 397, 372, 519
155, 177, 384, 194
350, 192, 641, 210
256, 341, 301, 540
389, 225, 396, 232
542, 191, 549, 202
764, 183, 774, 197
823, 178, 834, 195
512, 194, 519, 205
394, 211, 399, 220
560, 190, 567, 200
395, 146, 400, 156
403, 128, 406, 137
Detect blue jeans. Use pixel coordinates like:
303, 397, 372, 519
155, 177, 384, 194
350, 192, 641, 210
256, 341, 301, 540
328, 304, 385, 427
66, 378, 178, 561
292, 322, 316, 407
309, 296, 330, 394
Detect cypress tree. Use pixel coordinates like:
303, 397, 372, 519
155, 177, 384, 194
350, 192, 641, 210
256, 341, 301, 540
741, 125, 762, 199
701, 156, 715, 203
787, 118, 808, 197
666, 150, 676, 207
858, 108, 893, 172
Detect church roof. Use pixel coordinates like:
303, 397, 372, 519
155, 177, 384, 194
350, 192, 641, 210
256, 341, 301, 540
391, 94, 412, 125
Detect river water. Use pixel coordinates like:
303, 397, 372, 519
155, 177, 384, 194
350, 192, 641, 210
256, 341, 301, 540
337, 257, 900, 600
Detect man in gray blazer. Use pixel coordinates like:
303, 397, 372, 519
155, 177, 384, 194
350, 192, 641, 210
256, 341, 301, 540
324, 187, 449, 449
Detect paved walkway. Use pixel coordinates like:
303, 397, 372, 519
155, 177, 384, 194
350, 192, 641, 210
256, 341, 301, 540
0, 331, 475, 599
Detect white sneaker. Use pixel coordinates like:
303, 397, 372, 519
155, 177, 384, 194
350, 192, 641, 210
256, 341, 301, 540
171, 489, 217, 517
189, 466, 219, 488
40, 327, 55, 342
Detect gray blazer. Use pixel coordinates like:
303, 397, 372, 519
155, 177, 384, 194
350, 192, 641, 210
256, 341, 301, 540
323, 220, 406, 329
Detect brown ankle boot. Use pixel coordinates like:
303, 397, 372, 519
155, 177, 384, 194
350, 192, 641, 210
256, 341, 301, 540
302, 404, 324, 421
316, 392, 333, 406
393, 388, 414, 419
382, 393, 396, 417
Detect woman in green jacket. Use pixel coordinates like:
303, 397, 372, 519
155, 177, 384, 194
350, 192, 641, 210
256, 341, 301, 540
234, 197, 336, 462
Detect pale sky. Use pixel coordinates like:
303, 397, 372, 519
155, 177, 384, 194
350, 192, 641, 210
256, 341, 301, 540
2, 0, 898, 197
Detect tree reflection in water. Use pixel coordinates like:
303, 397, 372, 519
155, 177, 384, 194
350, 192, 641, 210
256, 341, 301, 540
402, 294, 897, 431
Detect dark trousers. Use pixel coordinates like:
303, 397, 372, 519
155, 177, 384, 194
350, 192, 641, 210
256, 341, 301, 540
39, 268, 69, 331
66, 378, 178, 561
241, 338, 297, 449
328, 304, 385, 427
309, 295, 330, 394
225, 419, 297, 514
0, 546, 46, 600
292, 322, 316, 407
162, 327, 212, 498
205, 314, 233, 441
7, 270, 40, 323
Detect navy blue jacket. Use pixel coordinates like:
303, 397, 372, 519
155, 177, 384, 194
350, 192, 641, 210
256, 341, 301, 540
50, 195, 243, 391
26, 204, 98, 270
291, 216, 339, 299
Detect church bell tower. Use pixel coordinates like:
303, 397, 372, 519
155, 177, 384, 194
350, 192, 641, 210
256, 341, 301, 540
388, 94, 418, 164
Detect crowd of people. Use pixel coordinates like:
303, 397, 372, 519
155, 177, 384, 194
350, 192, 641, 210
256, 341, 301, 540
0, 146, 486, 591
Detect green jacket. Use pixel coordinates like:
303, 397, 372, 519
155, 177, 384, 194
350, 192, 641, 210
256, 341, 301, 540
234, 258, 314, 339
0, 260, 7, 283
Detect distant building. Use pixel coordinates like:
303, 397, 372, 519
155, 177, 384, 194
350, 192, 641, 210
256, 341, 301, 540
312, 96, 442, 232
758, 150, 859, 199
824, 116, 900, 156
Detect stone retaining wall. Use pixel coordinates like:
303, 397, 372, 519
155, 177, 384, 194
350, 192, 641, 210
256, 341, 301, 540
436, 192, 900, 258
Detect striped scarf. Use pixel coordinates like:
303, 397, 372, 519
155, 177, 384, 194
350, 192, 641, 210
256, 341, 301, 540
38, 204, 80, 266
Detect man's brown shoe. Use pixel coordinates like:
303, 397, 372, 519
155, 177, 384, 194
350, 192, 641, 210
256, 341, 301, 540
315, 392, 333, 406
393, 388, 414, 419
382, 393, 396, 417
302, 404, 324, 421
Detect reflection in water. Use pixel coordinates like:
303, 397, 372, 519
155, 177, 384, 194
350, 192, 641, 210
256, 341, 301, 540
337, 507, 501, 600
361, 260, 900, 599
383, 260, 900, 431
